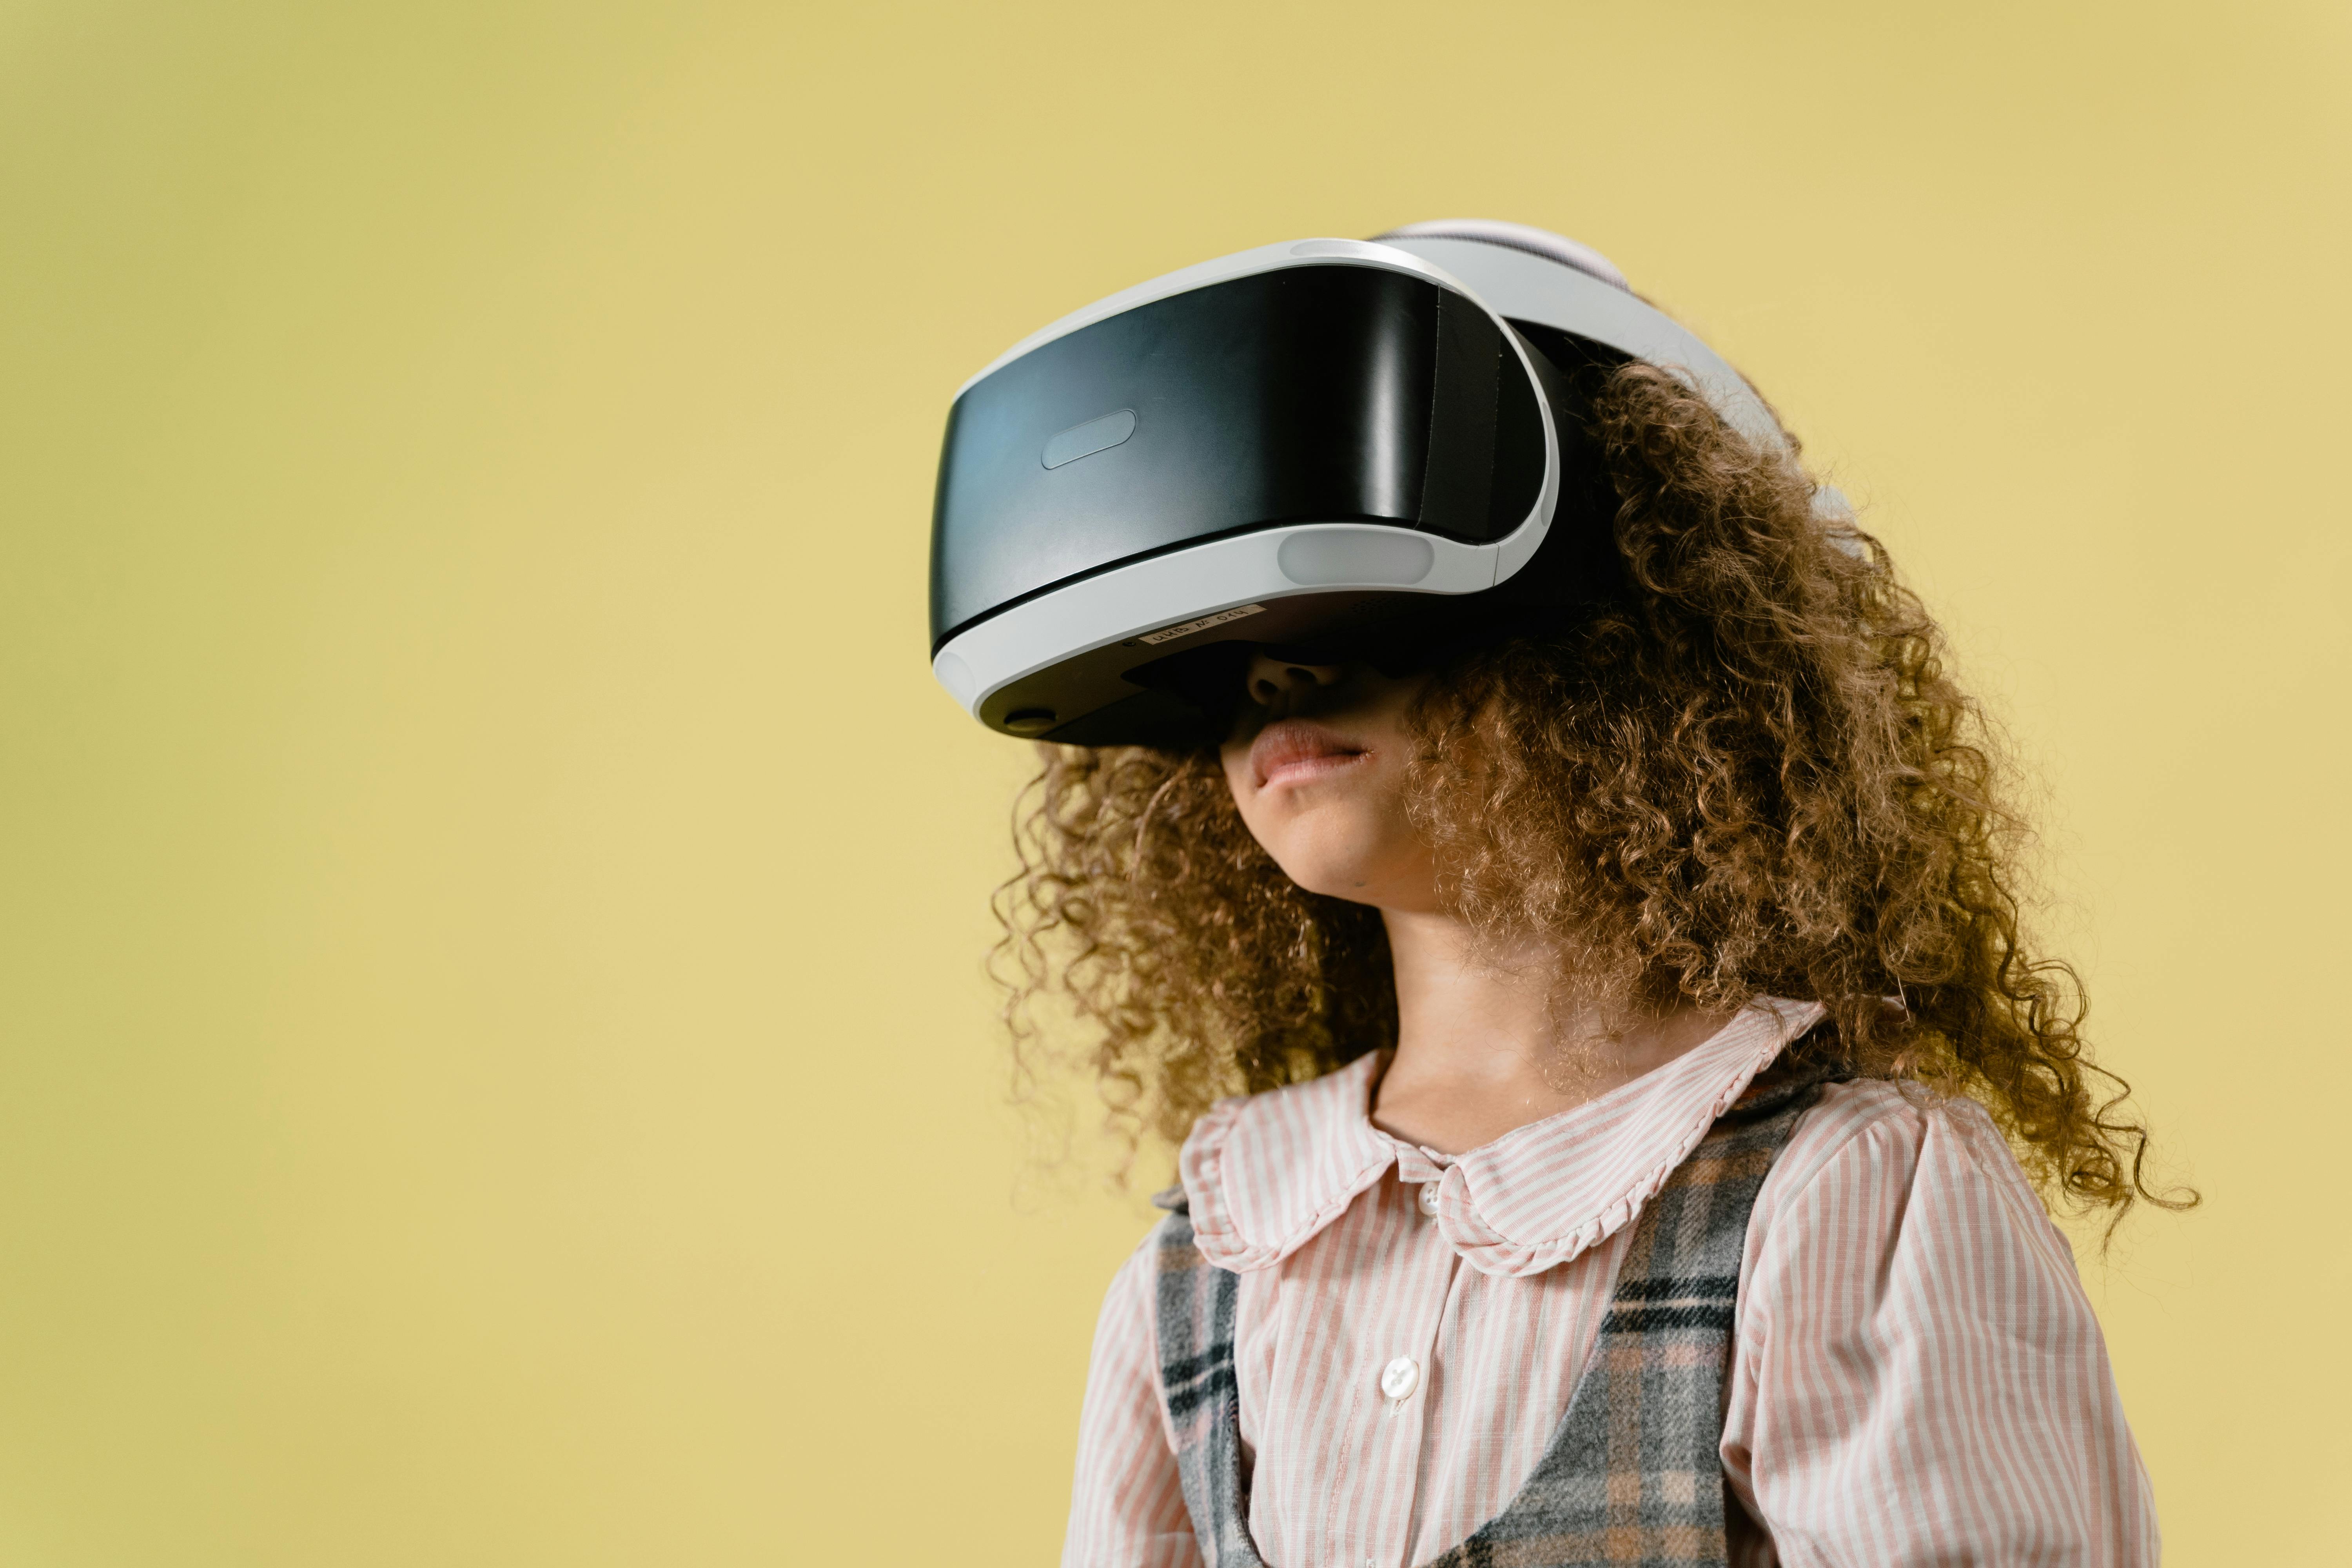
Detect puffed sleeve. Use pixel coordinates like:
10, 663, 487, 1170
1720, 1083, 2159, 1567
1062, 1233, 1201, 1568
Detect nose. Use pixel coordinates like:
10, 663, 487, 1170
1243, 650, 1347, 710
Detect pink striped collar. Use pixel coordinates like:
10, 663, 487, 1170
1178, 999, 1826, 1279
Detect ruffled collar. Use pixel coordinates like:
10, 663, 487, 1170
1177, 998, 1826, 1279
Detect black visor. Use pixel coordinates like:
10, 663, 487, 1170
923, 235, 1745, 748
932, 264, 1548, 652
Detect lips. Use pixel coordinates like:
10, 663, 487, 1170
1249, 719, 1368, 789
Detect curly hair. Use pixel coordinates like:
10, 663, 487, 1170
994, 358, 2189, 1227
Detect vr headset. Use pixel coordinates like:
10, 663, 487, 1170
929, 220, 1814, 747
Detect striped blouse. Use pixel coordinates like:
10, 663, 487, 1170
1062, 1001, 2157, 1567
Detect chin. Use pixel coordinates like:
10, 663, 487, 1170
1265, 828, 1402, 903
1283, 867, 1384, 904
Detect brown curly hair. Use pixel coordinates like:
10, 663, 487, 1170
994, 359, 2188, 1227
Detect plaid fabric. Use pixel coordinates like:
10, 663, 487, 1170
1151, 1067, 1830, 1568
1150, 1200, 1267, 1568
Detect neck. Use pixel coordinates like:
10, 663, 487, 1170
1370, 906, 1731, 1155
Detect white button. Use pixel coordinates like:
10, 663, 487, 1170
1379, 1355, 1420, 1400
1417, 1181, 1440, 1216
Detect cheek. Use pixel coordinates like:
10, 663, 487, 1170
1220, 754, 1286, 862
1217, 744, 1256, 817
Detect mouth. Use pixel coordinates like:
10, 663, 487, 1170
1249, 719, 1370, 790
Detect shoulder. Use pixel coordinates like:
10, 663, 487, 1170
1092, 1223, 1164, 1319
1726, 1087, 2154, 1561
1086, 1221, 1180, 1388
1752, 1078, 2077, 1280
1768, 1078, 2046, 1205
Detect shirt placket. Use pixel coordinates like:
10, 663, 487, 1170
1349, 1154, 1457, 1568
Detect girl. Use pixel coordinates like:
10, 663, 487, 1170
986, 224, 2178, 1567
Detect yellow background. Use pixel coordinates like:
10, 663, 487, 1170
4, 2, 2345, 1562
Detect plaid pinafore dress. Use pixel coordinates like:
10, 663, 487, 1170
1148, 1067, 1831, 1568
